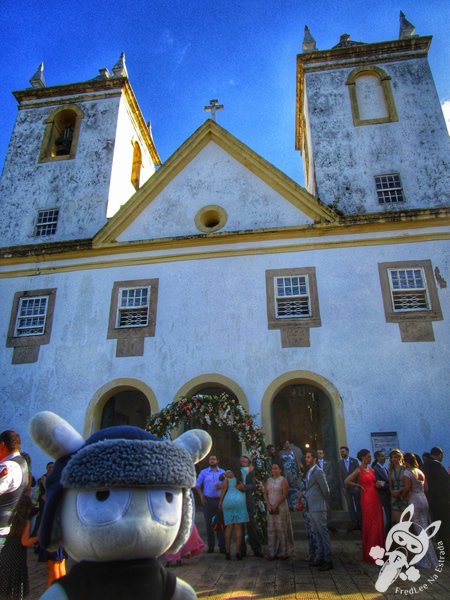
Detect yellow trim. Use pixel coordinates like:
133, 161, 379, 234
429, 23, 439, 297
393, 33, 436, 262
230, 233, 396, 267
1, 230, 448, 279
174, 374, 250, 414
260, 371, 347, 449
93, 120, 336, 245
84, 378, 159, 437
346, 66, 398, 126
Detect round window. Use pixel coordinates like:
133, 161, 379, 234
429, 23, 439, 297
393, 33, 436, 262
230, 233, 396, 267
194, 205, 227, 233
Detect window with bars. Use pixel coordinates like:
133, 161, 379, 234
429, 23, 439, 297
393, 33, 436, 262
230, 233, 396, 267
378, 260, 443, 343
35, 209, 59, 236
14, 296, 49, 336
389, 268, 429, 312
117, 287, 150, 328
275, 276, 311, 318
375, 173, 404, 204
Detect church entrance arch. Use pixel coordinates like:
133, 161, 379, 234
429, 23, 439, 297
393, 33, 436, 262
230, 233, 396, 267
172, 375, 249, 471
85, 378, 158, 437
262, 371, 347, 509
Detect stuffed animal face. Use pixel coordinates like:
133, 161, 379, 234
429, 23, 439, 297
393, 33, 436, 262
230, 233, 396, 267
29, 411, 212, 565
61, 487, 183, 562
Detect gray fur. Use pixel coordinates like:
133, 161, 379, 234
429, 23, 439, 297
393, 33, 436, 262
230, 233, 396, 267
61, 439, 196, 489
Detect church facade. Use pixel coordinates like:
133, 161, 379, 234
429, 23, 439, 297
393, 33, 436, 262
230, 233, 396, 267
1, 15, 449, 475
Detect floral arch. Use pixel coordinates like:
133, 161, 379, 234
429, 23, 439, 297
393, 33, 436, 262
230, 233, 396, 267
146, 392, 271, 534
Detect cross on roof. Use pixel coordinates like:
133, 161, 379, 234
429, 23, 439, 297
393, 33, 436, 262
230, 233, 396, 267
204, 99, 224, 121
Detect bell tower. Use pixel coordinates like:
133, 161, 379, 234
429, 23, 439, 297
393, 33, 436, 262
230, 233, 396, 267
296, 13, 450, 214
0, 54, 160, 248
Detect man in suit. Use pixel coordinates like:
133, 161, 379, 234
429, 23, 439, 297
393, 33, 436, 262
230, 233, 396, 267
317, 449, 337, 531
372, 450, 391, 531
237, 455, 263, 557
305, 450, 333, 571
338, 446, 361, 531
422, 446, 450, 552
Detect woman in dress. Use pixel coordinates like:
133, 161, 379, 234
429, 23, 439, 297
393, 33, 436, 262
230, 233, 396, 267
163, 523, 206, 567
264, 463, 294, 560
402, 452, 438, 569
219, 460, 249, 560
345, 449, 385, 563
279, 441, 302, 510
0, 490, 38, 599
389, 448, 408, 524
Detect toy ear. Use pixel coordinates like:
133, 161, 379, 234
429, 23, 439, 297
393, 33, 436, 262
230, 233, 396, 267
174, 429, 212, 464
29, 411, 85, 459
424, 520, 441, 539
400, 504, 414, 523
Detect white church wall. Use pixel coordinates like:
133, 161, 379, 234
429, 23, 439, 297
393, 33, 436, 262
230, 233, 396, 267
305, 58, 450, 213
107, 96, 156, 217
0, 94, 121, 246
1, 238, 448, 473
118, 142, 314, 242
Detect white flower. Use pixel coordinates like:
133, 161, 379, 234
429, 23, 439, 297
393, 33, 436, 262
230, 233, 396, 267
405, 566, 420, 583
369, 546, 385, 560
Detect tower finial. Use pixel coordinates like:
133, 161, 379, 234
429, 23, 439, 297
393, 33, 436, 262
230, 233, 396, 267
302, 26, 317, 52
112, 52, 128, 78
399, 11, 416, 39
29, 63, 46, 88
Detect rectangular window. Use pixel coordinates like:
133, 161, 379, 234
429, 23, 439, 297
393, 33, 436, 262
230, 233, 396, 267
117, 286, 150, 327
35, 209, 59, 236
275, 275, 310, 318
375, 173, 404, 204
14, 296, 49, 336
388, 268, 429, 312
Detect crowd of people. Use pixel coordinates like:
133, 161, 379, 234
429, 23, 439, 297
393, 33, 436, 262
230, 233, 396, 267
1, 427, 449, 599
194, 441, 450, 573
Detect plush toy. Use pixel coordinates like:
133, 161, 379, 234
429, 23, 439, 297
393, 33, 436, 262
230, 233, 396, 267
29, 411, 212, 600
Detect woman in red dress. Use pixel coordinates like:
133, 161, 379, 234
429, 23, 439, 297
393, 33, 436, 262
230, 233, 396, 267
345, 449, 385, 562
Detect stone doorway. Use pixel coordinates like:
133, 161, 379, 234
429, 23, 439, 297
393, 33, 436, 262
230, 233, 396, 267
100, 389, 150, 429
272, 383, 341, 507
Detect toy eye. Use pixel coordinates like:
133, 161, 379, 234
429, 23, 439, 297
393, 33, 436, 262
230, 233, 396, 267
148, 488, 182, 526
77, 490, 132, 526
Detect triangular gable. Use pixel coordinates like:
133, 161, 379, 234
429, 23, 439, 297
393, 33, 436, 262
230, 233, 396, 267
94, 120, 337, 246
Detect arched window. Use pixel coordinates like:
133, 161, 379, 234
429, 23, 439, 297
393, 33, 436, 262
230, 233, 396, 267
131, 142, 142, 190
346, 66, 398, 126
39, 106, 83, 162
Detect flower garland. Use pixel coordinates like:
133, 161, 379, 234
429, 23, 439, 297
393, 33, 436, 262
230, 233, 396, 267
146, 392, 271, 536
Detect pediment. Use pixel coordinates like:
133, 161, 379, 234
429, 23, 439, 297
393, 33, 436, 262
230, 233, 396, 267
95, 121, 336, 246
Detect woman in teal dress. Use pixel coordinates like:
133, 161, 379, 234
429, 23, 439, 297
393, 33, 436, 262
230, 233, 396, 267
219, 460, 249, 560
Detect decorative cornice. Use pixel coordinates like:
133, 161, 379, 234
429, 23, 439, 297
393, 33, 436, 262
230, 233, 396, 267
1, 208, 448, 272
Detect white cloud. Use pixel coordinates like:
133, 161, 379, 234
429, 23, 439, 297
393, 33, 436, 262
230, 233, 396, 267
442, 99, 450, 135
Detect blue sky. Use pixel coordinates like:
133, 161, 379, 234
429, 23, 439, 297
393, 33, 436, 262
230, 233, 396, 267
0, 0, 449, 187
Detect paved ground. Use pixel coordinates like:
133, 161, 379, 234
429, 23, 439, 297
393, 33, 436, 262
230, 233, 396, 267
28, 532, 449, 599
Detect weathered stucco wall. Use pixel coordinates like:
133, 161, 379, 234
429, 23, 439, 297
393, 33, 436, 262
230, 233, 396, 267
1, 238, 448, 474
118, 142, 314, 242
305, 58, 450, 213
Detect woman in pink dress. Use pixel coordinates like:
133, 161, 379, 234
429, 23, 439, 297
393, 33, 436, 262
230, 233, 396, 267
163, 523, 206, 567
345, 449, 385, 562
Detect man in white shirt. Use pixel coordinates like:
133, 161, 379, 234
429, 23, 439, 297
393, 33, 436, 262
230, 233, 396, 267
0, 430, 29, 552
